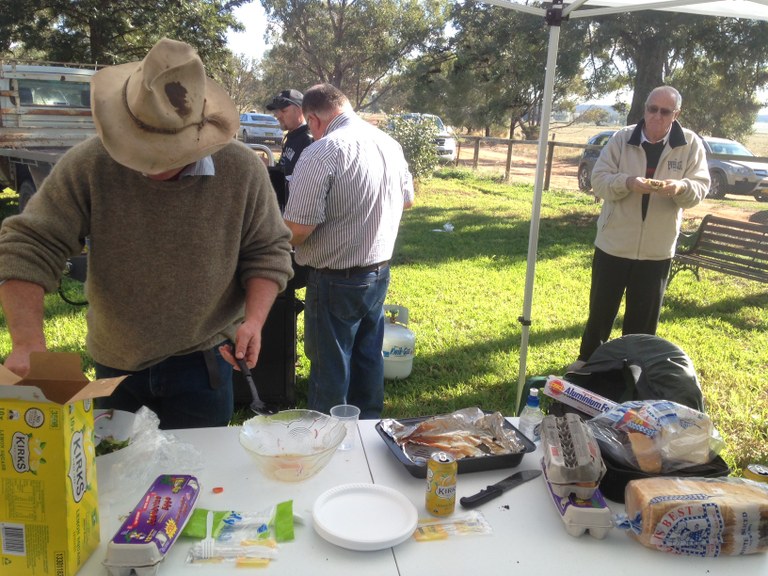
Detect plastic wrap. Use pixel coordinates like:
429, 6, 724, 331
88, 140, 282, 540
100, 407, 205, 507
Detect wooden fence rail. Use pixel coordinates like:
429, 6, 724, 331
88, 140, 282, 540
454, 135, 768, 192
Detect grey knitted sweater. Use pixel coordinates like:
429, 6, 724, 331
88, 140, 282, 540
0, 137, 293, 370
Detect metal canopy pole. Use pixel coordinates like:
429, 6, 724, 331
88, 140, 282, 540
515, 1, 564, 412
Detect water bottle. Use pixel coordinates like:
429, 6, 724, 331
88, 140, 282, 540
519, 388, 545, 443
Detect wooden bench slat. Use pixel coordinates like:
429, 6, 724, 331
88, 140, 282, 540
694, 245, 768, 265
678, 254, 768, 274
671, 214, 768, 284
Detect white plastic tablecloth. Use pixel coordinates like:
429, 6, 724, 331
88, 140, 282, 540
78, 419, 768, 575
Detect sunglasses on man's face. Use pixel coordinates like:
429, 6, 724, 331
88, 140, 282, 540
645, 105, 676, 117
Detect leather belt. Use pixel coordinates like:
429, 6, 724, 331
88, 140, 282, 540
316, 260, 389, 278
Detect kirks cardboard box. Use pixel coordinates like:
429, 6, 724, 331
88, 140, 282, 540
0, 352, 125, 576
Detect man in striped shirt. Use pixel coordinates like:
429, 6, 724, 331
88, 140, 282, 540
284, 84, 414, 419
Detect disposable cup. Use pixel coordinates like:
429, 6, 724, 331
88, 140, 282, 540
330, 404, 361, 451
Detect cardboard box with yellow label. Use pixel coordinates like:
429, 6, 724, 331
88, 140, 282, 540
0, 352, 125, 576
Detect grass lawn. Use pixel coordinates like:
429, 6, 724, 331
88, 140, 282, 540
0, 170, 765, 475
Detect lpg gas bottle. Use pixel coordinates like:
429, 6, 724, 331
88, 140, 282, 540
382, 305, 415, 380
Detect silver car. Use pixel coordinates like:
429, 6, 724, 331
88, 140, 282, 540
577, 130, 616, 191
701, 136, 768, 201
238, 113, 283, 145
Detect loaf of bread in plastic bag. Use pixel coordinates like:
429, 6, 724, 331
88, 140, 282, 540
622, 477, 768, 556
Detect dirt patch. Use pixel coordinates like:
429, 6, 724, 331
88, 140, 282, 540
455, 142, 767, 224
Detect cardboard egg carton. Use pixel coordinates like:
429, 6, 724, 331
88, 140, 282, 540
540, 413, 606, 499
541, 458, 613, 539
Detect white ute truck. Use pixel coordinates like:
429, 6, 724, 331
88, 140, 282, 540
0, 60, 98, 212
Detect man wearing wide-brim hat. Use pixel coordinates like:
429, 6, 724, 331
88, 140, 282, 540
0, 38, 294, 429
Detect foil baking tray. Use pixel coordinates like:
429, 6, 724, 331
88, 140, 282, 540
375, 408, 536, 478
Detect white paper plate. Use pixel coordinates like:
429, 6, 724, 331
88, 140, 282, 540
313, 483, 418, 551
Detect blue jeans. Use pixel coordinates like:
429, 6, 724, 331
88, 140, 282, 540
94, 344, 234, 429
304, 266, 390, 419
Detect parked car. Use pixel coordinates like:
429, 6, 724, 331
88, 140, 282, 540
400, 113, 457, 163
701, 136, 768, 201
577, 130, 616, 191
238, 113, 283, 145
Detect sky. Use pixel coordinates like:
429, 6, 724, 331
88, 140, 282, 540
226, 3, 269, 61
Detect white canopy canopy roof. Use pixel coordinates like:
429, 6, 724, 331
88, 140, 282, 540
475, 1, 768, 409
484, 0, 768, 22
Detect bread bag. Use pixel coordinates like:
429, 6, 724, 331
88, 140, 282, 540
616, 477, 768, 556
587, 399, 724, 474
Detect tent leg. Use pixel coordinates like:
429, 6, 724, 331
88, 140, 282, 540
516, 12, 563, 412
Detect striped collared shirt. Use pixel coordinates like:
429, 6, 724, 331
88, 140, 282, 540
285, 111, 414, 269
180, 155, 215, 177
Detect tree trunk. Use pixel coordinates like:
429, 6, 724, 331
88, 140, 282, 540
627, 44, 667, 125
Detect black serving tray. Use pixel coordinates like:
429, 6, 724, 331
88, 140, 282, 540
375, 415, 536, 479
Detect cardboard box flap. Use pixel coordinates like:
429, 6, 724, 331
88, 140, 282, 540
0, 351, 125, 404
27, 351, 87, 382
0, 363, 22, 386
33, 377, 125, 405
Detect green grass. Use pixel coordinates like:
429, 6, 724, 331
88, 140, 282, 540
1, 171, 766, 474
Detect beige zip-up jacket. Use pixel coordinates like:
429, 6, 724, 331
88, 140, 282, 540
591, 120, 710, 260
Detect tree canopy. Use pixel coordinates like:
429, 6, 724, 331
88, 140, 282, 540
0, 0, 246, 75
1, 1, 766, 140
258, 0, 449, 110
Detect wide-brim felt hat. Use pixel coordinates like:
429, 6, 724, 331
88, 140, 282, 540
91, 38, 239, 174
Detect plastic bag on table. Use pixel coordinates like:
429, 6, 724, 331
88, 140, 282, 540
586, 399, 724, 474
99, 407, 204, 506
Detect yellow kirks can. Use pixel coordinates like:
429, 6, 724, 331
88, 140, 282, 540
426, 451, 457, 516
744, 463, 768, 483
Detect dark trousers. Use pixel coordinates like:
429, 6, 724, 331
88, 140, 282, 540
94, 344, 234, 429
578, 248, 671, 361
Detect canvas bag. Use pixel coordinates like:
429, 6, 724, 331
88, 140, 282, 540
561, 334, 704, 413
556, 335, 727, 502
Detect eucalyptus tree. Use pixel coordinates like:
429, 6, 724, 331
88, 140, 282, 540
0, 0, 246, 76
411, 0, 589, 138
258, 0, 449, 110
667, 18, 768, 141
586, 12, 768, 139
219, 53, 269, 113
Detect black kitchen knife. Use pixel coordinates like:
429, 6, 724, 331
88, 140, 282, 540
459, 469, 542, 509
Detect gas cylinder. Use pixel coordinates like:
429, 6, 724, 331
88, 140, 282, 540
382, 305, 415, 380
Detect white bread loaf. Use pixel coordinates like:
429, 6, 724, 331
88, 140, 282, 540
624, 477, 768, 556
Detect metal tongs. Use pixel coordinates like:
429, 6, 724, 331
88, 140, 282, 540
228, 342, 277, 415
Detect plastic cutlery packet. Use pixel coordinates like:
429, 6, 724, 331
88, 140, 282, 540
413, 510, 493, 541
103, 474, 200, 576
185, 501, 294, 566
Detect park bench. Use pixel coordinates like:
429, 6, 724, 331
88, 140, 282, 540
670, 214, 768, 283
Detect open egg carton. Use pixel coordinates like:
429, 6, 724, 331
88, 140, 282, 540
541, 413, 606, 498
540, 413, 612, 539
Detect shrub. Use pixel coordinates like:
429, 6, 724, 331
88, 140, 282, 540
384, 114, 439, 182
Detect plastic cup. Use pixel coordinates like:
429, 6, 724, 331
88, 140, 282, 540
330, 404, 361, 451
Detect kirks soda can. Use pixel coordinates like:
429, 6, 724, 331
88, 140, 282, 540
426, 451, 457, 516
744, 463, 768, 483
